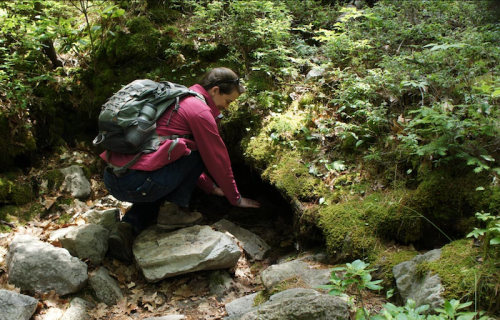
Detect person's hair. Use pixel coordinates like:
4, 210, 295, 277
199, 67, 245, 95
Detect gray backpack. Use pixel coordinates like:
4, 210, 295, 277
93, 79, 203, 173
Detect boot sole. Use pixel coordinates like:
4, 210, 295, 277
157, 217, 203, 230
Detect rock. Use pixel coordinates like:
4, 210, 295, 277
60, 297, 93, 320
49, 224, 109, 265
143, 316, 185, 320
89, 267, 124, 306
142, 316, 185, 320
393, 249, 444, 312
80, 208, 120, 231
225, 288, 349, 320
6, 235, 88, 296
0, 289, 38, 320
213, 219, 271, 260
60, 165, 91, 199
134, 225, 241, 282
260, 260, 330, 291
225, 292, 259, 317
306, 66, 325, 80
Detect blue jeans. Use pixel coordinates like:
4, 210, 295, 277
104, 151, 204, 233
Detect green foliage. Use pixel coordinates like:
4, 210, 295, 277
372, 298, 488, 320
319, 259, 383, 296
319, 259, 383, 319
467, 212, 500, 259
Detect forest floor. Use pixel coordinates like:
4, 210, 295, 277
0, 147, 387, 319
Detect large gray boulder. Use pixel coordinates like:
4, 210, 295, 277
225, 288, 349, 320
49, 224, 109, 265
60, 165, 91, 199
0, 289, 38, 320
213, 219, 271, 260
260, 260, 331, 291
134, 225, 241, 282
393, 249, 444, 312
6, 235, 88, 296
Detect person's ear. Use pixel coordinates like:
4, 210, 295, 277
210, 86, 219, 97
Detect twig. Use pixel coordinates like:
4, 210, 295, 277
0, 220, 15, 228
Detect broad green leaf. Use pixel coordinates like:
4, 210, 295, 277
490, 237, 500, 245
111, 9, 125, 18
457, 313, 477, 320
366, 282, 383, 290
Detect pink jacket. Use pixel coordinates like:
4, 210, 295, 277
100, 84, 241, 205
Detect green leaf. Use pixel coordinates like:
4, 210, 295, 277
366, 282, 383, 290
91, 25, 101, 32
444, 300, 458, 317
466, 228, 487, 239
490, 237, 500, 245
457, 313, 477, 320
111, 9, 125, 18
327, 289, 342, 296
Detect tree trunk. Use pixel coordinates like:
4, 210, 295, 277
42, 39, 64, 69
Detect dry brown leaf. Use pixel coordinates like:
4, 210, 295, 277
89, 302, 109, 319
173, 284, 194, 298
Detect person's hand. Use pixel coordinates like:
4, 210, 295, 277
237, 197, 261, 208
212, 187, 224, 197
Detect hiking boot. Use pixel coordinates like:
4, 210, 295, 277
108, 222, 134, 263
157, 201, 203, 230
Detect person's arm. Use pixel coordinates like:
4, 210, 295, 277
189, 110, 241, 205
196, 173, 216, 194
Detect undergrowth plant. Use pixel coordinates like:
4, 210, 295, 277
321, 260, 492, 320
466, 212, 500, 258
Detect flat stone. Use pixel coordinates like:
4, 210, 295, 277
260, 260, 330, 291
213, 219, 271, 260
225, 288, 348, 320
0, 289, 38, 320
134, 225, 241, 282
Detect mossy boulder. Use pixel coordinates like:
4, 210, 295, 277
0, 117, 37, 171
0, 177, 33, 206
425, 239, 500, 311
106, 16, 161, 63
317, 190, 424, 262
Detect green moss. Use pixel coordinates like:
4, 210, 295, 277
43, 170, 65, 192
263, 151, 325, 201
58, 213, 72, 224
318, 201, 380, 261
270, 276, 307, 295
0, 116, 37, 170
253, 290, 270, 306
0, 177, 33, 205
426, 240, 497, 308
404, 170, 494, 239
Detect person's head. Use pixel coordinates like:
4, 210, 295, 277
200, 67, 245, 111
